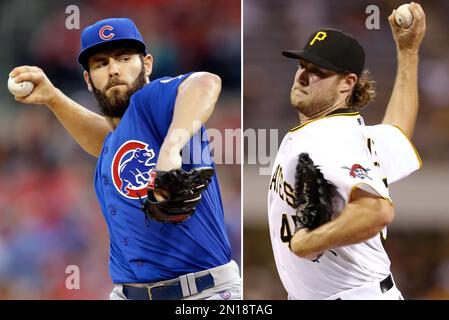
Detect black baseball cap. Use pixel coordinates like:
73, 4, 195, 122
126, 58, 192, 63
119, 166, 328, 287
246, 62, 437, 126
282, 28, 365, 77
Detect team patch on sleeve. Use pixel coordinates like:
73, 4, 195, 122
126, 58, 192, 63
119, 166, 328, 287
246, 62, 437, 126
341, 164, 372, 180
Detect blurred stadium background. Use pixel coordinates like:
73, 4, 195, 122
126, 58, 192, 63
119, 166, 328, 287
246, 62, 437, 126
244, 0, 449, 299
0, 0, 240, 299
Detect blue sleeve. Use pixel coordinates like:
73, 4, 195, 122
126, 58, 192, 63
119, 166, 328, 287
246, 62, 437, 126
132, 72, 214, 168
133, 72, 194, 140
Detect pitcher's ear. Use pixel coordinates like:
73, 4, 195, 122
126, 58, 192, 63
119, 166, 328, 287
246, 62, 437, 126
83, 71, 93, 92
143, 54, 153, 78
340, 73, 357, 93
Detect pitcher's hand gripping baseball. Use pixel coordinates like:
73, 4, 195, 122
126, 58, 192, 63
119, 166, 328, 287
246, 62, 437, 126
141, 167, 214, 224
293, 153, 337, 231
8, 66, 58, 105
388, 2, 426, 52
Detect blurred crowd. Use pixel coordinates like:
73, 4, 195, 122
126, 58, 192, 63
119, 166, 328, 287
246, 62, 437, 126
244, 0, 449, 300
0, 0, 240, 299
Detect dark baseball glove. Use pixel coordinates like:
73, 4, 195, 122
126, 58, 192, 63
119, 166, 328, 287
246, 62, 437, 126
141, 167, 214, 224
293, 153, 338, 231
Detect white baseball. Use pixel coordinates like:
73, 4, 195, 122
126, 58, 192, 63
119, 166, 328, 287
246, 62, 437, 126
7, 76, 34, 98
395, 4, 413, 28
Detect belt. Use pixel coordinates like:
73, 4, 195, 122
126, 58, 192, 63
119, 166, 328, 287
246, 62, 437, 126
380, 274, 394, 293
334, 274, 394, 300
122, 273, 215, 300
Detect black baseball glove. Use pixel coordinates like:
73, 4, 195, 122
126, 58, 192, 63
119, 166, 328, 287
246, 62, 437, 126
293, 153, 338, 231
141, 167, 214, 224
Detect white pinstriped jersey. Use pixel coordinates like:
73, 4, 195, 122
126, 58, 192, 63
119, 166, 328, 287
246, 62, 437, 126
267, 112, 421, 299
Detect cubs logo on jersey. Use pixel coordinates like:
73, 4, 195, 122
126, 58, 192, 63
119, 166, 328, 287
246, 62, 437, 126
111, 140, 156, 199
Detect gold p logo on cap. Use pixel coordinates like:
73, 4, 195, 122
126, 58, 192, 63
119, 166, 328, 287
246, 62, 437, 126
309, 31, 327, 46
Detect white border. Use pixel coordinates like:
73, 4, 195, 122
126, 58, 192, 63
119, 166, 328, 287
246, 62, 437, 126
240, 0, 244, 300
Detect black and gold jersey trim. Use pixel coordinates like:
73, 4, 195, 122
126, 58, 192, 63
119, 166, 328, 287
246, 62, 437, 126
290, 112, 360, 132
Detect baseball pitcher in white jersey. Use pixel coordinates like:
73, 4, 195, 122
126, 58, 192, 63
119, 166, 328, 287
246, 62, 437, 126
267, 3, 426, 300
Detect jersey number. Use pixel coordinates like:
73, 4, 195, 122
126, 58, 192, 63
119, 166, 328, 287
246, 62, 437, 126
280, 213, 300, 243
280, 214, 293, 243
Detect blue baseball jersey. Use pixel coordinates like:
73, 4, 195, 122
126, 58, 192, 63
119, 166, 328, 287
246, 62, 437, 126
94, 73, 231, 284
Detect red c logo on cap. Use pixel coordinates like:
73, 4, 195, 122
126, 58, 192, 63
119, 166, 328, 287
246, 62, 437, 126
99, 25, 114, 40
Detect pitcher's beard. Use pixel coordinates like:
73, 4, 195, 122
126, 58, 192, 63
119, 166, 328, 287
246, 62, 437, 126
90, 68, 147, 118
291, 89, 339, 118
